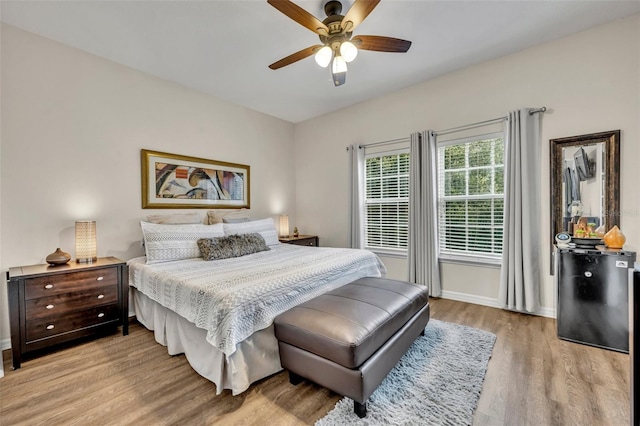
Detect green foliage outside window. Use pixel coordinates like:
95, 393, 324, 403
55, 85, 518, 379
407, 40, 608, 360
439, 137, 504, 258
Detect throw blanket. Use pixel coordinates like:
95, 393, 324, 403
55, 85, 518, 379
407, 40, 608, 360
128, 244, 386, 356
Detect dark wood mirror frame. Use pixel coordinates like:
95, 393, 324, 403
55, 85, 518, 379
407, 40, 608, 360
549, 130, 620, 274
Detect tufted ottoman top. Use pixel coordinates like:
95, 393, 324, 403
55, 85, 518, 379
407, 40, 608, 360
274, 277, 429, 369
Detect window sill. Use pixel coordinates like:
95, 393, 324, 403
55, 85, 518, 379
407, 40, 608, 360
438, 255, 501, 269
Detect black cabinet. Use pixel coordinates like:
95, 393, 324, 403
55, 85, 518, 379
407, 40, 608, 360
556, 247, 635, 353
278, 235, 319, 247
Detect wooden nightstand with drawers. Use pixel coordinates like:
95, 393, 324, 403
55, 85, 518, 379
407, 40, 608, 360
6, 256, 128, 369
278, 235, 319, 247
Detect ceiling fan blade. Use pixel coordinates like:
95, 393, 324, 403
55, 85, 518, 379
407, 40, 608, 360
341, 0, 381, 32
352, 35, 412, 52
269, 45, 323, 70
267, 0, 329, 35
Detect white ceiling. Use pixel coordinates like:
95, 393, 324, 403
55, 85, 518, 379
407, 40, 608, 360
2, 1, 639, 123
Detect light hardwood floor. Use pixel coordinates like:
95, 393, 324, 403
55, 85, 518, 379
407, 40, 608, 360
0, 298, 630, 425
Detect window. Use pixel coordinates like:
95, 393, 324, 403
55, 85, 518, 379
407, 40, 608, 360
437, 133, 504, 263
364, 150, 409, 254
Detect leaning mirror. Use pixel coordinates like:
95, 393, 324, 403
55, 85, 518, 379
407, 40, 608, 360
550, 130, 620, 273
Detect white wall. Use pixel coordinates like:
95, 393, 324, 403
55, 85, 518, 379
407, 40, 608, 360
295, 15, 640, 314
0, 24, 296, 345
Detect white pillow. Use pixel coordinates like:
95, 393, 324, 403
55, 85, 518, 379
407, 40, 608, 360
223, 218, 280, 246
141, 222, 224, 264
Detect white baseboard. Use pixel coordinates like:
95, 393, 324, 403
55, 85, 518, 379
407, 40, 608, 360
440, 290, 556, 319
0, 338, 11, 352
535, 305, 556, 319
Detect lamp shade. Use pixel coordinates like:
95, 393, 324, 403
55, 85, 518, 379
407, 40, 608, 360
314, 45, 332, 68
75, 220, 97, 263
279, 215, 289, 237
340, 41, 358, 62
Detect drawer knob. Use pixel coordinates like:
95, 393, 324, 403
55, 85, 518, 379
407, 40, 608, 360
97, 294, 105, 299
45, 284, 54, 289
46, 304, 54, 310
585, 271, 593, 278
97, 276, 104, 281
46, 324, 54, 330
98, 312, 105, 318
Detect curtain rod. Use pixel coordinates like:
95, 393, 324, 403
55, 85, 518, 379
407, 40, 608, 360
345, 137, 410, 151
346, 107, 548, 149
434, 106, 547, 137
435, 117, 506, 137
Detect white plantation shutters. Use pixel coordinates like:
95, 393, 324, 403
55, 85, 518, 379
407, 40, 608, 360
437, 133, 505, 263
364, 150, 410, 253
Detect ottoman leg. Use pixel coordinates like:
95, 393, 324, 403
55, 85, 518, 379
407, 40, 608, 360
354, 401, 367, 418
289, 371, 303, 385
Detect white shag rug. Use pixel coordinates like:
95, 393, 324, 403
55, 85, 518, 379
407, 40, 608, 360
315, 319, 496, 426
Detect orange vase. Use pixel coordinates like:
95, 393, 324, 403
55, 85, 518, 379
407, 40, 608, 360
603, 225, 626, 249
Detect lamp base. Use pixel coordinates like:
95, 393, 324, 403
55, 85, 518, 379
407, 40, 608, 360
76, 257, 97, 264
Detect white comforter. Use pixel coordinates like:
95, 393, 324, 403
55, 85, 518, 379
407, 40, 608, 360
128, 244, 386, 356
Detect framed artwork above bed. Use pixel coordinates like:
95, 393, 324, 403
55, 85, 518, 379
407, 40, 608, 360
141, 149, 250, 209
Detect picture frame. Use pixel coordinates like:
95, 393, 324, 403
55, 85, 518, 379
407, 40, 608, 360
141, 149, 250, 209
549, 130, 620, 274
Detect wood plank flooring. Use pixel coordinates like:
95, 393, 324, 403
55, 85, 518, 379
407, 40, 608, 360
0, 298, 630, 425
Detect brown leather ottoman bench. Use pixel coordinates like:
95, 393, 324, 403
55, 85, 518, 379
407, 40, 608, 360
274, 277, 430, 418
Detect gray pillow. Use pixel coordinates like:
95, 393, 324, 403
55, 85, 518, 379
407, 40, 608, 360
197, 233, 269, 261
222, 217, 251, 223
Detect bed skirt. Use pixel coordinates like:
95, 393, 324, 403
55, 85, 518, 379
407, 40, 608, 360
133, 288, 282, 395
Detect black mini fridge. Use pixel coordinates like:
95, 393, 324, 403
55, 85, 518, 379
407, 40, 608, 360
630, 264, 640, 426
556, 247, 636, 353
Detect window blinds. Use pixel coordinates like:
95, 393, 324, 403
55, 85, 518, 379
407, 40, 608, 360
436, 133, 505, 260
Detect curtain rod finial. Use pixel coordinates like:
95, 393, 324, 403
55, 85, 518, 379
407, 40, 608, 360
529, 106, 547, 115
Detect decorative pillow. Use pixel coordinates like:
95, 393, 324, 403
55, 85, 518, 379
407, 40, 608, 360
197, 233, 270, 261
207, 209, 250, 225
222, 217, 280, 246
146, 213, 202, 224
222, 217, 250, 223
141, 222, 224, 264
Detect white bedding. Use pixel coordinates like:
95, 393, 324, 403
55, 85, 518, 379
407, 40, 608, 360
128, 244, 386, 357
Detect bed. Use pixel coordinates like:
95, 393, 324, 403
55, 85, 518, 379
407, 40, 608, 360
128, 226, 386, 395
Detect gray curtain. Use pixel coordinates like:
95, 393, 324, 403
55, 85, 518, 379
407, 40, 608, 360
408, 131, 442, 297
348, 145, 365, 249
498, 109, 541, 312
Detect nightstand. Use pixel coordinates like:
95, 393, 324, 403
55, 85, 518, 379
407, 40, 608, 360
6, 256, 128, 369
279, 235, 319, 247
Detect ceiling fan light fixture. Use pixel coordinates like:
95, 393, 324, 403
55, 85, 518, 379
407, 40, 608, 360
314, 45, 333, 68
332, 54, 348, 74
267, 0, 412, 86
340, 41, 358, 62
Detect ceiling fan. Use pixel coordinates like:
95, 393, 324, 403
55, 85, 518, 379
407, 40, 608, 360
267, 0, 412, 86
